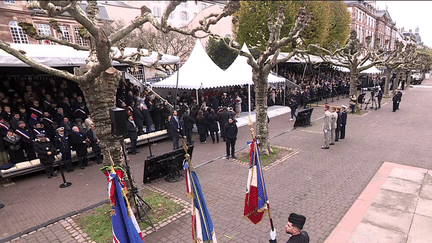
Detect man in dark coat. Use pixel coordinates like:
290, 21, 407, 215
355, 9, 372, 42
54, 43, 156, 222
289, 98, 298, 121
169, 110, 182, 150
15, 121, 37, 160
269, 213, 309, 243
335, 107, 341, 142
86, 124, 102, 164
217, 107, 230, 142
70, 125, 89, 169
339, 105, 348, 139
33, 133, 57, 178
224, 117, 238, 159
126, 115, 139, 155
54, 127, 73, 172
182, 110, 195, 145
132, 102, 145, 135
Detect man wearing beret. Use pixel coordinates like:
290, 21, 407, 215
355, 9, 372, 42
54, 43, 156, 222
269, 213, 309, 243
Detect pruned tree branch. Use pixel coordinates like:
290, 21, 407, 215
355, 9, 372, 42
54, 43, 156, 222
0, 40, 82, 83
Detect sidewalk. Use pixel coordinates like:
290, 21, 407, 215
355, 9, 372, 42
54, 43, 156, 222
325, 162, 432, 243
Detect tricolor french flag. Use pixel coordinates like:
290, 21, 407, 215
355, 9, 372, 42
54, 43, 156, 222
184, 160, 217, 243
107, 172, 144, 243
244, 139, 269, 224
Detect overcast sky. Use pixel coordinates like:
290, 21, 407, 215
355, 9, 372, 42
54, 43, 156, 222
375, 1, 432, 47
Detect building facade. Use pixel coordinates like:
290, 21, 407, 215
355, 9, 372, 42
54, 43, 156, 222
0, 1, 111, 46
345, 1, 399, 51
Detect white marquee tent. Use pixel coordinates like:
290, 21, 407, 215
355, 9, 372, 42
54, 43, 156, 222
0, 44, 180, 67
152, 39, 225, 89
222, 43, 285, 85
153, 40, 286, 90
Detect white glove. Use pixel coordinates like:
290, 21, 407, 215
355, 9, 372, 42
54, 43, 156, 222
324, 129, 328, 133
269, 229, 276, 240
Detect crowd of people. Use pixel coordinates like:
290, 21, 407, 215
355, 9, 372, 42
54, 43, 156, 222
0, 75, 100, 177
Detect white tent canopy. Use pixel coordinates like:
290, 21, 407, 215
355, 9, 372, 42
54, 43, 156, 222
153, 40, 285, 90
0, 44, 179, 67
152, 39, 226, 89
222, 43, 285, 85
333, 60, 382, 74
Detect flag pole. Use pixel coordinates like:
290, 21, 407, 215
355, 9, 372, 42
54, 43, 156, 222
248, 116, 275, 232
182, 138, 213, 242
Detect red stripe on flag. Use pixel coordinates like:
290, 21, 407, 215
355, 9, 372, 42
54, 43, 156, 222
244, 186, 265, 224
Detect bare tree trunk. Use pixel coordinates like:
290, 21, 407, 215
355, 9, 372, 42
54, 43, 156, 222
384, 68, 391, 97
406, 71, 412, 89
393, 70, 400, 91
253, 70, 272, 156
349, 67, 359, 109
80, 67, 123, 165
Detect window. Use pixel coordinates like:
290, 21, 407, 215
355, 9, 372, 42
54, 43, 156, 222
74, 27, 87, 46
9, 21, 29, 44
193, 12, 197, 18
181, 11, 188, 21
36, 23, 53, 45
153, 6, 161, 17
59, 26, 71, 42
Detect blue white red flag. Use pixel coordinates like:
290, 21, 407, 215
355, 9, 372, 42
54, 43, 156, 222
244, 139, 269, 224
107, 171, 144, 243
184, 160, 217, 242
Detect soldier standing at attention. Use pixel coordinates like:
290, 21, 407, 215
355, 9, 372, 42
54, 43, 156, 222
322, 104, 331, 149
330, 107, 337, 145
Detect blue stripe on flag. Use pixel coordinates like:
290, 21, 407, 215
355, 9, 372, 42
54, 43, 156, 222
111, 175, 143, 243
191, 170, 215, 242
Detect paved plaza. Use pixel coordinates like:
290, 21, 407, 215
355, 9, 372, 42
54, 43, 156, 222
1, 76, 432, 243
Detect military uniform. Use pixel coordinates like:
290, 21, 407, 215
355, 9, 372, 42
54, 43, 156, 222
322, 110, 331, 149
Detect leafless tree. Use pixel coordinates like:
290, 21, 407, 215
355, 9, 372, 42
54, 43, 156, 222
0, 0, 239, 208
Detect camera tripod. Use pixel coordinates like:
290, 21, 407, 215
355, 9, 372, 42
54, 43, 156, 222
118, 138, 156, 231
363, 92, 378, 110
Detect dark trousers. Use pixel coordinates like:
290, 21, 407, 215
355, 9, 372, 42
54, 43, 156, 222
130, 139, 137, 153
335, 128, 340, 141
350, 104, 355, 113
291, 108, 297, 119
76, 149, 89, 168
199, 133, 206, 143
225, 138, 236, 157
392, 101, 398, 112
340, 125, 346, 139
209, 130, 219, 143
62, 152, 72, 171
378, 98, 382, 108
172, 134, 179, 150
43, 163, 54, 177
396, 101, 400, 110
185, 129, 193, 144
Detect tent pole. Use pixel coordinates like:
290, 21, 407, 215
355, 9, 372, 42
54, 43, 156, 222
301, 63, 307, 83
248, 84, 251, 116
196, 88, 199, 105
174, 63, 179, 108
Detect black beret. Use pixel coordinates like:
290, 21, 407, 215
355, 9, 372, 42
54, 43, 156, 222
288, 213, 306, 230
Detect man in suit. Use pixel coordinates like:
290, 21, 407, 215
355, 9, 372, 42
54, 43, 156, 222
322, 104, 331, 149
126, 115, 139, 155
86, 124, 102, 164
339, 105, 348, 139
169, 110, 182, 150
70, 125, 89, 169
217, 107, 230, 142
